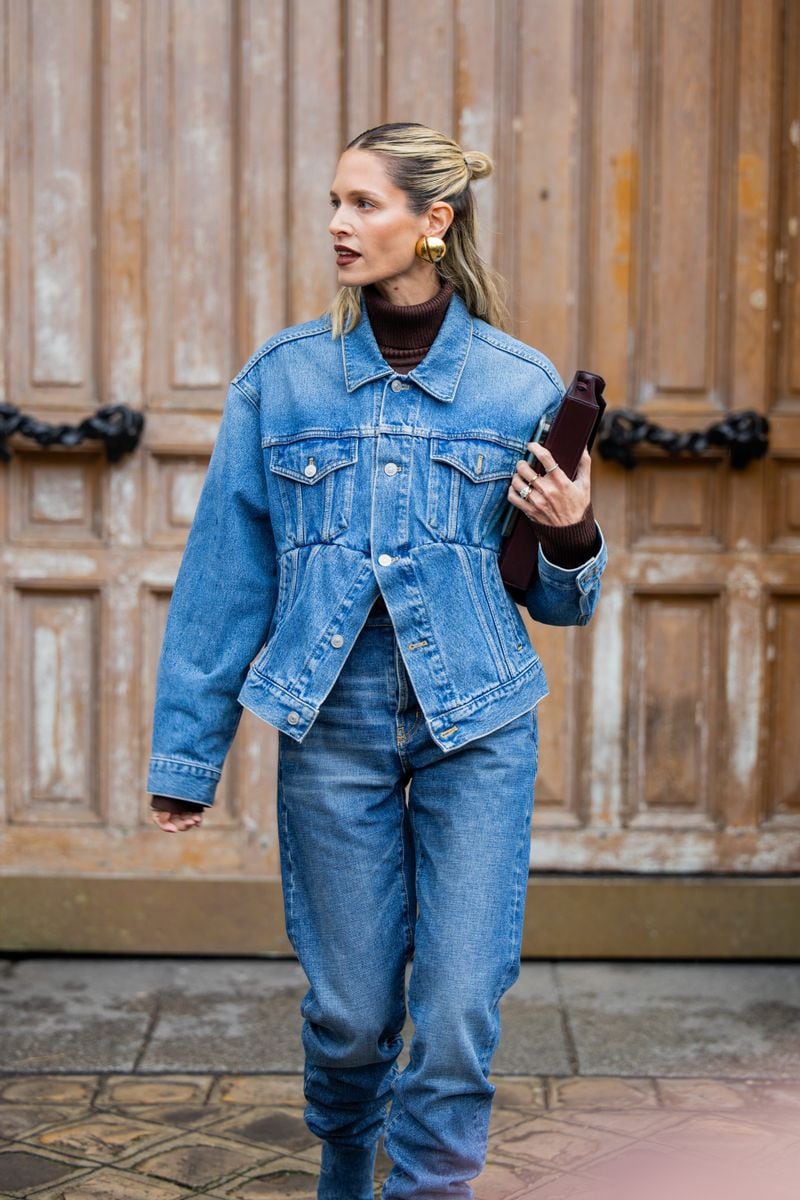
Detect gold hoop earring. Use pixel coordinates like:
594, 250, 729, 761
415, 235, 447, 263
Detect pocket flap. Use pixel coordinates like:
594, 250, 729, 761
430, 436, 519, 483
269, 436, 359, 484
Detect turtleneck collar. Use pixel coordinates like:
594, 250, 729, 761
363, 280, 455, 373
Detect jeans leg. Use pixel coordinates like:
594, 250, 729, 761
381, 705, 539, 1199
276, 620, 416, 1197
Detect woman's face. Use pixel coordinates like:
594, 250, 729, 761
328, 149, 443, 298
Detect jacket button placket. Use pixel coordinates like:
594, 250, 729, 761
373, 379, 417, 577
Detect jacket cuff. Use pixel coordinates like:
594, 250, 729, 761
150, 795, 207, 815
529, 502, 600, 569
147, 755, 219, 805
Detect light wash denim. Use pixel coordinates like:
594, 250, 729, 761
147, 292, 607, 806
278, 604, 540, 1199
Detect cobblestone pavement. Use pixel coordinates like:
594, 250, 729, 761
0, 1072, 798, 1199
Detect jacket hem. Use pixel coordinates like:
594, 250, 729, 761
237, 654, 550, 755
425, 656, 549, 751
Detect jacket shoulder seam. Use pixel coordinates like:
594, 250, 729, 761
472, 325, 564, 393
231, 319, 333, 390
230, 378, 260, 411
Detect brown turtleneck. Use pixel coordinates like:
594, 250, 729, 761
363, 281, 455, 372
151, 285, 600, 817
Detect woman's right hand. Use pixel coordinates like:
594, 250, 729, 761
150, 801, 205, 833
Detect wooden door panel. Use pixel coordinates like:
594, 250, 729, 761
626, 591, 721, 828
2, 0, 798, 949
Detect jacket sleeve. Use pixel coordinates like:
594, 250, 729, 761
504, 381, 609, 626
146, 380, 278, 806
522, 522, 608, 626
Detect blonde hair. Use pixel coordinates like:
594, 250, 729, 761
328, 122, 510, 338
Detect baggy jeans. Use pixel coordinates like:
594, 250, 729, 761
276, 605, 539, 1199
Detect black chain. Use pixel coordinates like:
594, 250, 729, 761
597, 408, 769, 470
0, 403, 144, 464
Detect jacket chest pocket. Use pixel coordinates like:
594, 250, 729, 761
425, 436, 519, 544
268, 436, 358, 545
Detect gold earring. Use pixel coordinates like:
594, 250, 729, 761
415, 235, 447, 263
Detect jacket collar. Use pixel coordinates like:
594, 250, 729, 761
341, 289, 474, 403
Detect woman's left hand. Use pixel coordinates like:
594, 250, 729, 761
508, 442, 592, 527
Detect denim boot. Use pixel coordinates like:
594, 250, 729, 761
317, 1140, 378, 1200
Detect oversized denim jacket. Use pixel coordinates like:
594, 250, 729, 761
147, 292, 608, 805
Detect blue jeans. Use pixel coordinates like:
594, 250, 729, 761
277, 605, 539, 1199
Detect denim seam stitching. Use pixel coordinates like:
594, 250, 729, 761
232, 319, 332, 390
277, 752, 297, 950
472, 326, 564, 391
149, 755, 222, 778
453, 543, 511, 683
397, 789, 415, 956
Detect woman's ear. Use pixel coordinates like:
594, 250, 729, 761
425, 201, 454, 240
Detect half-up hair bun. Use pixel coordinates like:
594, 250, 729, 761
464, 150, 493, 181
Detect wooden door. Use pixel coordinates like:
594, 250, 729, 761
1, 0, 797, 955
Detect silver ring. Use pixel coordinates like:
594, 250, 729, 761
544, 464, 558, 475
518, 483, 531, 501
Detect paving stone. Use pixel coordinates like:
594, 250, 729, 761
209, 1076, 306, 1107
212, 1155, 320, 1198
139, 961, 312, 1073
555, 962, 800, 1078
0, 960, 172, 1073
101, 1102, 232, 1130
97, 1076, 213, 1106
29, 1112, 181, 1163
0, 1076, 97, 1105
472, 1153, 553, 1198
750, 1081, 800, 1108
491, 1114, 630, 1170
751, 1102, 800, 1135
200, 1105, 319, 1154
374, 1137, 391, 1184
0, 1145, 89, 1195
548, 1076, 658, 1109
582, 1138, 800, 1200
763, 1142, 800, 1184
646, 1111, 795, 1160
33, 1164, 191, 1198
655, 1076, 756, 1108
516, 1173, 596, 1199
0, 1103, 93, 1141
489, 1076, 547, 1109
490, 966, 571, 1075
487, 1103, 536, 1139
581, 1141, 717, 1199
550, 1107, 686, 1138
289, 1139, 322, 1166
127, 1133, 274, 1189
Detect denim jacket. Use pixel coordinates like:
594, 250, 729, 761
147, 292, 608, 805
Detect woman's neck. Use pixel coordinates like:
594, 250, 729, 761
363, 279, 454, 373
371, 263, 442, 307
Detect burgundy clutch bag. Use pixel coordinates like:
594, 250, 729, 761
499, 370, 606, 592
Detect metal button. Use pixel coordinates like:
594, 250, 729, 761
378, 553, 394, 566
390, 379, 403, 392
303, 463, 317, 478
384, 462, 400, 476
330, 634, 344, 648
287, 711, 300, 725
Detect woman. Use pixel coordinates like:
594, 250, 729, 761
148, 123, 607, 1199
